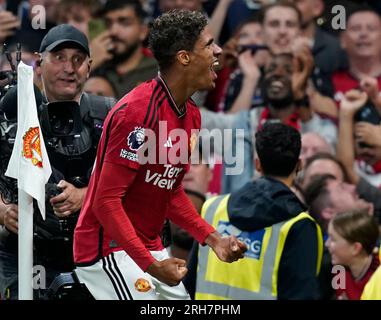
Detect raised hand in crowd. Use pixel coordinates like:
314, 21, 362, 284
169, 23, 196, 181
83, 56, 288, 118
293, 36, 339, 119
89, 30, 114, 70
208, 0, 234, 41
291, 43, 315, 121
340, 90, 368, 115
337, 90, 368, 183
359, 76, 381, 111
292, 43, 314, 100
238, 48, 261, 81
0, 10, 20, 43
50, 180, 87, 218
226, 47, 263, 114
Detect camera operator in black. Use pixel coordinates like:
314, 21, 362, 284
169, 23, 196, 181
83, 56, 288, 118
0, 24, 116, 300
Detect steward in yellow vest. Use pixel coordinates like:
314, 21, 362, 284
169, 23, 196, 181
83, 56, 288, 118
193, 124, 323, 300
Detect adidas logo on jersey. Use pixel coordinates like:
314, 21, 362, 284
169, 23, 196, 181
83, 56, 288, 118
164, 137, 173, 148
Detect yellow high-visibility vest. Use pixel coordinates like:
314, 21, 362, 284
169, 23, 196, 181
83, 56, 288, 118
361, 246, 381, 300
195, 194, 323, 300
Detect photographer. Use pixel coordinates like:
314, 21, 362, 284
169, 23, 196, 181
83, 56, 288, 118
0, 24, 115, 300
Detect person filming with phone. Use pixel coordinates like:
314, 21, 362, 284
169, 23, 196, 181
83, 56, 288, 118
218, 14, 269, 113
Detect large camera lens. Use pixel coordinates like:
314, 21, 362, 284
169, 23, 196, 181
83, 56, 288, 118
50, 112, 74, 136
40, 100, 82, 137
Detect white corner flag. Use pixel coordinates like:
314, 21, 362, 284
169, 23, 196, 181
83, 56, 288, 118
5, 62, 52, 300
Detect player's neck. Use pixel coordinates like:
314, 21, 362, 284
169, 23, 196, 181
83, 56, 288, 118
159, 69, 191, 107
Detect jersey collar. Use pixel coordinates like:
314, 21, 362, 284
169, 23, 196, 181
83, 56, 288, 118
156, 74, 186, 118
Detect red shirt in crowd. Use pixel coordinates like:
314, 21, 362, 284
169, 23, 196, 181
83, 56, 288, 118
335, 254, 380, 300
332, 70, 381, 106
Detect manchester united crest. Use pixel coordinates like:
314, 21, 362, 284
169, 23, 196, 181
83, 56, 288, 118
134, 278, 152, 292
23, 127, 43, 168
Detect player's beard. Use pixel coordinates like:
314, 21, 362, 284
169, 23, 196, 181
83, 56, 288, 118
111, 41, 141, 65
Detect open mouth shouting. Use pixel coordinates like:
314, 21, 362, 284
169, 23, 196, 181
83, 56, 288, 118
210, 60, 220, 80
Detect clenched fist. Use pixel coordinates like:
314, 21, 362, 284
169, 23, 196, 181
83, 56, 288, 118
146, 258, 188, 286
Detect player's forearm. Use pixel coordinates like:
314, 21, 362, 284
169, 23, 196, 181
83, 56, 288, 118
167, 186, 215, 244
204, 231, 221, 250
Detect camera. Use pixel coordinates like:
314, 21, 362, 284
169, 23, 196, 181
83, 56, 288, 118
40, 100, 83, 137
0, 43, 20, 102
44, 182, 78, 236
45, 182, 63, 199
0, 44, 20, 204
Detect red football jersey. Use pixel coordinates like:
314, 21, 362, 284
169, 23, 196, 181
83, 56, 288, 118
74, 76, 214, 270
332, 70, 381, 106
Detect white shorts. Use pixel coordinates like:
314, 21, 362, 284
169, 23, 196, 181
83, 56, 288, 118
75, 249, 190, 300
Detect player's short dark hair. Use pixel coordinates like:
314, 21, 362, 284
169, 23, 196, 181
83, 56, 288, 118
259, 0, 302, 27
255, 123, 301, 177
148, 10, 208, 71
99, 0, 146, 22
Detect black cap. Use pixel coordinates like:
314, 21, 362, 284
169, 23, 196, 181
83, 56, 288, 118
39, 24, 90, 56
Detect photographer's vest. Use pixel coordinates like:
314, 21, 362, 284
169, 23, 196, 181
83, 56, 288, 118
32, 94, 115, 270
195, 195, 323, 300
36, 93, 115, 229
0, 94, 115, 270
41, 93, 115, 184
